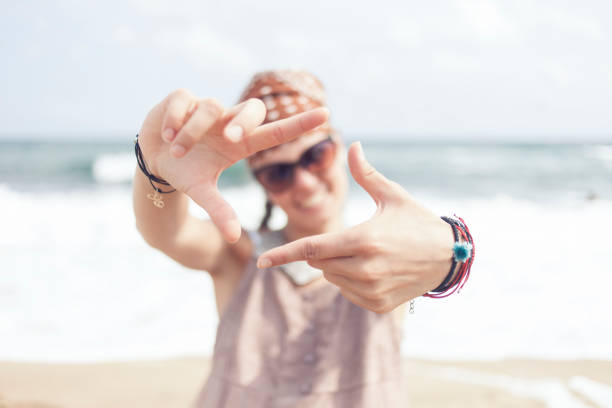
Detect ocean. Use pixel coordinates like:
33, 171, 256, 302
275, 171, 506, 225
1, 137, 611, 362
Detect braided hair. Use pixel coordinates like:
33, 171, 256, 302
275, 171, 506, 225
258, 200, 274, 231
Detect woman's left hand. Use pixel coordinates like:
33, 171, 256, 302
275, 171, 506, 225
258, 142, 455, 313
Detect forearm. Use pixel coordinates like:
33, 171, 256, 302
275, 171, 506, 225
133, 166, 223, 253
133, 167, 231, 271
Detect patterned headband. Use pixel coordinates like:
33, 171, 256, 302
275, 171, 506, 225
239, 69, 329, 126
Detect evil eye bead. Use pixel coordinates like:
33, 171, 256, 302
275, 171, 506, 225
453, 242, 473, 262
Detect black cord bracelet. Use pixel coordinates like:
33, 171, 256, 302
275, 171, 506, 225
134, 134, 176, 194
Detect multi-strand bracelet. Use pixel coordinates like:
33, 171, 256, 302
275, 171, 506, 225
134, 134, 176, 208
424, 215, 475, 299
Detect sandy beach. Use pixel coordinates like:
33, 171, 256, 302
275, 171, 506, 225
2, 357, 611, 407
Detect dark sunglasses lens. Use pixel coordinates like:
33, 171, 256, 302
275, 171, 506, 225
302, 140, 336, 171
255, 138, 337, 192
256, 164, 294, 192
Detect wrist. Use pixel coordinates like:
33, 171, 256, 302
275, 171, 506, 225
135, 134, 176, 207
429, 217, 455, 289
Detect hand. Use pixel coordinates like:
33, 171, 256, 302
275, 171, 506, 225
257, 142, 454, 313
138, 89, 329, 243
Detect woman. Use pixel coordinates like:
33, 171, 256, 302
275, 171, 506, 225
133, 70, 470, 407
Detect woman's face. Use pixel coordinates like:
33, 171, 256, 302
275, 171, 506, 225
249, 129, 348, 235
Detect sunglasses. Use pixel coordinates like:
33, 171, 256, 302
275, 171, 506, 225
252, 136, 337, 193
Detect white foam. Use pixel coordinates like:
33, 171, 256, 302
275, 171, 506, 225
584, 144, 612, 161
92, 152, 134, 184
402, 194, 612, 360
410, 363, 591, 407
2, 185, 612, 362
569, 376, 612, 407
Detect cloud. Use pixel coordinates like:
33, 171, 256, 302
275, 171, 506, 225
113, 26, 137, 46
3, 0, 611, 136
112, 23, 256, 75
455, 0, 521, 43
387, 17, 423, 48
433, 51, 482, 73
128, 0, 204, 18
153, 26, 256, 73
518, 2, 605, 40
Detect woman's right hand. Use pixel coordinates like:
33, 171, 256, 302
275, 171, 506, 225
257, 142, 456, 313
137, 89, 329, 243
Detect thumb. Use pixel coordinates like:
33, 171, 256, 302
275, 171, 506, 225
185, 183, 242, 243
347, 142, 404, 207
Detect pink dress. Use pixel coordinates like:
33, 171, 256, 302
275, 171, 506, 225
194, 230, 409, 407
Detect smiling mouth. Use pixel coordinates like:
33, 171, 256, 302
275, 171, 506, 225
298, 191, 326, 209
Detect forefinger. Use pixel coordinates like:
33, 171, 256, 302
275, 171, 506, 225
257, 229, 357, 268
245, 107, 329, 155
161, 89, 197, 143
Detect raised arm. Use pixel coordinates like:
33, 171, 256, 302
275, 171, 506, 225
133, 89, 329, 273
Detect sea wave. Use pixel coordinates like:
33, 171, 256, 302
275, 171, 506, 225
583, 144, 612, 161
2, 141, 611, 201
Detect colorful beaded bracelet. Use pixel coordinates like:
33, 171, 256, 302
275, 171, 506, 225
423, 215, 475, 298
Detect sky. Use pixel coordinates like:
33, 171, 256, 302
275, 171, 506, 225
1, 0, 611, 140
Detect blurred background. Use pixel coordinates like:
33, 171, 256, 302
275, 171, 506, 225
1, 0, 611, 406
